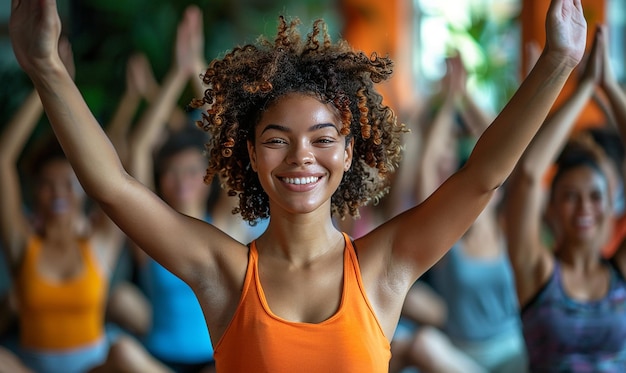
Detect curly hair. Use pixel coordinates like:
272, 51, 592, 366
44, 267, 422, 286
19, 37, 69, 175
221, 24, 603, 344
191, 16, 407, 223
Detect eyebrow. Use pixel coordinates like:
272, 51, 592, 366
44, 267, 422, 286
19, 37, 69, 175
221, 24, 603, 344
260, 122, 339, 135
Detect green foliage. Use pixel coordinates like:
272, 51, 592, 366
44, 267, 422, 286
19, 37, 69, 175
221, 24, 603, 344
1, 0, 338, 130
446, 6, 520, 112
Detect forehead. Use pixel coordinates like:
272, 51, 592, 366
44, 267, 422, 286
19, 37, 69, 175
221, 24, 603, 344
258, 93, 340, 129
162, 148, 205, 163
553, 165, 607, 191
38, 158, 73, 176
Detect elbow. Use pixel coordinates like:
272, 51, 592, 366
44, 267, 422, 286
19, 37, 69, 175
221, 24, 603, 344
81, 169, 133, 206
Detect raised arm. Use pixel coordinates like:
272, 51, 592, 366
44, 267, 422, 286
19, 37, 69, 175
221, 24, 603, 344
596, 26, 626, 269
363, 0, 587, 283
129, 5, 206, 188
505, 26, 602, 305
448, 53, 495, 137
9, 0, 242, 286
0, 90, 42, 269
597, 25, 626, 159
0, 36, 74, 270
415, 64, 459, 204
104, 53, 147, 167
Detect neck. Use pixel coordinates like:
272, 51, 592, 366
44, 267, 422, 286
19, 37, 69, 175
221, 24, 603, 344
556, 242, 603, 272
256, 208, 343, 266
41, 215, 79, 249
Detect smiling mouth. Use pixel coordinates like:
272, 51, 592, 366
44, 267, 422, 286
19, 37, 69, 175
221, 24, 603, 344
280, 176, 320, 185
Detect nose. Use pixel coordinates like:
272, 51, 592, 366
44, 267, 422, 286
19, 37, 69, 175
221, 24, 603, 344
51, 181, 66, 198
286, 140, 314, 166
577, 195, 594, 213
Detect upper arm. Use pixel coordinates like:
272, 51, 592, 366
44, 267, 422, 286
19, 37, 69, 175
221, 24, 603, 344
360, 166, 496, 287
504, 168, 554, 304
96, 171, 243, 286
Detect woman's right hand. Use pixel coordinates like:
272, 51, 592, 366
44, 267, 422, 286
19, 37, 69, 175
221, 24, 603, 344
543, 0, 587, 71
9, 0, 64, 77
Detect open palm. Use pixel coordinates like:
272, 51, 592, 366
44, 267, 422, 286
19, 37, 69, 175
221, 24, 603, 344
545, 0, 587, 68
10, 0, 63, 76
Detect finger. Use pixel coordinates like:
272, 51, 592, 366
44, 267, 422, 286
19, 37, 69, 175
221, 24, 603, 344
11, 0, 21, 11
572, 0, 583, 11
547, 0, 564, 14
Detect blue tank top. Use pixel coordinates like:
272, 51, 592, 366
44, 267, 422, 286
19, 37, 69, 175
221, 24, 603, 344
139, 216, 213, 363
522, 260, 626, 372
428, 243, 520, 341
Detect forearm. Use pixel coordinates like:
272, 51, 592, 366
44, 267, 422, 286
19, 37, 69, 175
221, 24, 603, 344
459, 91, 493, 136
520, 78, 595, 177
0, 90, 43, 161
466, 53, 576, 190
107, 90, 141, 144
603, 81, 626, 141
28, 61, 126, 201
130, 67, 189, 185
417, 97, 455, 201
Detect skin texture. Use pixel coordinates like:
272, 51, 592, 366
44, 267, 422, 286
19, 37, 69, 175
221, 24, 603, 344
9, 0, 586, 354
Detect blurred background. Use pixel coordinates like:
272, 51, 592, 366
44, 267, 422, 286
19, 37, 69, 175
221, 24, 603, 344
0, 0, 625, 293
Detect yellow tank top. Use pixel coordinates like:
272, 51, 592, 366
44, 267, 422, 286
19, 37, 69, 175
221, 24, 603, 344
16, 236, 107, 350
214, 232, 391, 372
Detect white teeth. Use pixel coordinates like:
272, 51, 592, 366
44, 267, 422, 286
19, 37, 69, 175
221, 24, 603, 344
282, 177, 319, 185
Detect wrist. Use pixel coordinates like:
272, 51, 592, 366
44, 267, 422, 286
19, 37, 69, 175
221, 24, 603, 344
28, 56, 71, 89
538, 49, 580, 75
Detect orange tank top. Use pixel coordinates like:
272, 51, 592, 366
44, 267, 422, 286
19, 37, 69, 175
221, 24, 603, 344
16, 236, 107, 350
214, 233, 391, 372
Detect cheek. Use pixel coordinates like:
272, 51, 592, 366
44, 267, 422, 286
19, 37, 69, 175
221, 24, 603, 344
254, 151, 282, 175
36, 187, 52, 205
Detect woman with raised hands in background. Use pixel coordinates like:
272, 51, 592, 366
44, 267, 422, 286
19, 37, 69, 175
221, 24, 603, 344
505, 26, 626, 372
0, 38, 125, 373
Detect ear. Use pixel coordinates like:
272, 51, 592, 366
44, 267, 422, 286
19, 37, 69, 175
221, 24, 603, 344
247, 140, 258, 172
344, 138, 354, 172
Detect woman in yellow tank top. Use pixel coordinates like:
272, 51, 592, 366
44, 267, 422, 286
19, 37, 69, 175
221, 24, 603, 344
9, 0, 587, 371
0, 40, 174, 373
0, 50, 122, 370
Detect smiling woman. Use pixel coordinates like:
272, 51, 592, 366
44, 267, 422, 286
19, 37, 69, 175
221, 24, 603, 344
8, 0, 588, 371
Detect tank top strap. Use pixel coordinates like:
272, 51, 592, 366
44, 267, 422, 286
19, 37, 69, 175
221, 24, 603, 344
341, 232, 387, 337
75, 238, 105, 281
245, 240, 258, 291
19, 236, 43, 280
24, 236, 43, 260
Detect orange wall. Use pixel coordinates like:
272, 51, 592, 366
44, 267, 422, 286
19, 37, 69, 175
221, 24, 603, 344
340, 0, 416, 115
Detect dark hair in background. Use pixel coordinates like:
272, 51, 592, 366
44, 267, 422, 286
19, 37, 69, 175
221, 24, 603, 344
550, 136, 608, 199
26, 135, 67, 179
585, 126, 625, 178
